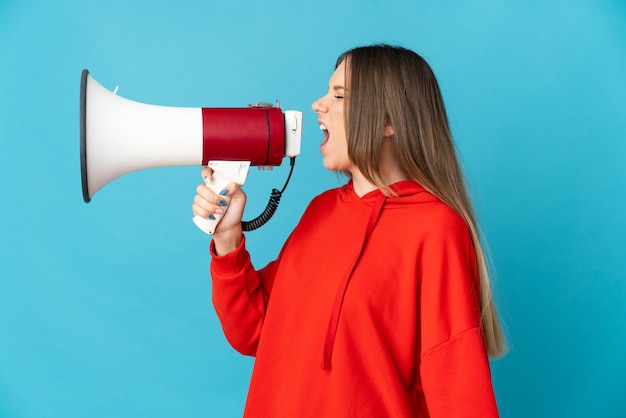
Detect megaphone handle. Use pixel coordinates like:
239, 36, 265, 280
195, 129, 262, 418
193, 161, 251, 235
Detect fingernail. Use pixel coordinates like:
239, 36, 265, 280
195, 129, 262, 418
215, 208, 225, 214
208, 214, 216, 220
218, 200, 228, 206
203, 176, 211, 184
219, 189, 229, 196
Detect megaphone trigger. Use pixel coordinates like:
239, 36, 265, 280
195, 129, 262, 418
192, 161, 251, 235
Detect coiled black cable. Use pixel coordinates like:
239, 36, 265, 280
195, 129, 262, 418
242, 157, 296, 231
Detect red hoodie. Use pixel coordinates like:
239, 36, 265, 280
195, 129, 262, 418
209, 180, 499, 417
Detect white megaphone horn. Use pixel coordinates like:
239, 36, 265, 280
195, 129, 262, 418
80, 69, 303, 234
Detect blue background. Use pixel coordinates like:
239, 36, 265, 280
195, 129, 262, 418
1, 0, 625, 416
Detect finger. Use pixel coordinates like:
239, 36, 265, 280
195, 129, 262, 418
192, 198, 224, 219
194, 185, 230, 212
218, 182, 243, 198
192, 201, 210, 218
201, 167, 213, 182
192, 194, 211, 215
196, 183, 219, 200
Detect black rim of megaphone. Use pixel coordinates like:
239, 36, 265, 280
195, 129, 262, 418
80, 69, 91, 203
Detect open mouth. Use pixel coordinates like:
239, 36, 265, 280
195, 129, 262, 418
320, 123, 329, 148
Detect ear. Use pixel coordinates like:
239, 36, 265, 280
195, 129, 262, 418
383, 124, 394, 138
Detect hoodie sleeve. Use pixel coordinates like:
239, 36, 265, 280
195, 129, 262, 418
418, 328, 498, 417
209, 235, 279, 356
415, 208, 499, 417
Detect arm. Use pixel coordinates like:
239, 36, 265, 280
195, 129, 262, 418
418, 329, 498, 417
416, 210, 498, 417
210, 235, 279, 356
193, 167, 271, 354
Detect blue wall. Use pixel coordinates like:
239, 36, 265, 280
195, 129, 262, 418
1, 1, 625, 416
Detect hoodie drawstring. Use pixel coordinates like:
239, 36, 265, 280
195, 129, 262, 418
321, 194, 387, 370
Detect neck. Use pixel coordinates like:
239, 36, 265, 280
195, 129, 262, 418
348, 138, 409, 197
350, 167, 409, 197
350, 171, 378, 197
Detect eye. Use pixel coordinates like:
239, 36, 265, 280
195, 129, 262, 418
334, 95, 344, 100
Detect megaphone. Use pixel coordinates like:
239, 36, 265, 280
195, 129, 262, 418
80, 69, 302, 234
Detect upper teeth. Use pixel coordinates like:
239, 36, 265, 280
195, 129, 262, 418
320, 124, 328, 131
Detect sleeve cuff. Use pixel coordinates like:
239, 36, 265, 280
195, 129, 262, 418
209, 235, 250, 276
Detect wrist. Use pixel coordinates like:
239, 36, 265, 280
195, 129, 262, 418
211, 228, 243, 256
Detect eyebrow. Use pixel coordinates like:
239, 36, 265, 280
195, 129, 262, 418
332, 85, 348, 92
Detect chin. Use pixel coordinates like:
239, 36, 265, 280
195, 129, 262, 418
321, 156, 333, 170
322, 161, 340, 171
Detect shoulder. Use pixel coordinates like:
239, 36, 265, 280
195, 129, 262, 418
303, 186, 344, 211
423, 200, 468, 236
390, 191, 470, 242
421, 204, 472, 254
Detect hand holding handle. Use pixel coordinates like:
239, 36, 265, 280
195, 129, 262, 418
193, 161, 251, 235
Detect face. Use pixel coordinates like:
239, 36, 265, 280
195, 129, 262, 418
311, 60, 355, 173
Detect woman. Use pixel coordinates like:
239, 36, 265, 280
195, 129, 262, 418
192, 44, 506, 417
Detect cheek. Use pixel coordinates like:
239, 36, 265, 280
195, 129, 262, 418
331, 113, 345, 138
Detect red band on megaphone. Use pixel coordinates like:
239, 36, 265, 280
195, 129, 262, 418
201, 107, 285, 166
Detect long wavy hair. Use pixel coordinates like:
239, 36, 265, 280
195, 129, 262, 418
337, 44, 506, 358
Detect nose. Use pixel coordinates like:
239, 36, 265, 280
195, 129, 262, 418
311, 96, 328, 114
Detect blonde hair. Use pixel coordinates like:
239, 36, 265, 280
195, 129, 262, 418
338, 44, 506, 357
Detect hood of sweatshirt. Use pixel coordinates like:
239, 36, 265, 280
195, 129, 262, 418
337, 179, 437, 205
321, 180, 436, 369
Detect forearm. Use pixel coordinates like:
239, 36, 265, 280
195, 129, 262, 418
210, 236, 269, 355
